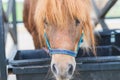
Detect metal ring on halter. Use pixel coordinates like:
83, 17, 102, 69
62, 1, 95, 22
44, 30, 83, 57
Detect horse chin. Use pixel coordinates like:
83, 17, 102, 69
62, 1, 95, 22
52, 69, 73, 80
56, 77, 71, 80
56, 79, 70, 80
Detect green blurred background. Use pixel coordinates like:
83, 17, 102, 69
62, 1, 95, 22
2, 0, 120, 22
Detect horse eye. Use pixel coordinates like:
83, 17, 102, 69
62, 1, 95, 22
44, 20, 48, 25
44, 19, 49, 27
75, 19, 80, 26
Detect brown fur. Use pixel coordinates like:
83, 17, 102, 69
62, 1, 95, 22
23, 0, 95, 53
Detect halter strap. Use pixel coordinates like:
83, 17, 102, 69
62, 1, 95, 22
50, 49, 77, 57
44, 30, 83, 57
44, 32, 51, 49
76, 33, 83, 52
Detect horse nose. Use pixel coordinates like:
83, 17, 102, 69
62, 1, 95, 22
51, 63, 74, 75
52, 64, 57, 74
68, 64, 74, 75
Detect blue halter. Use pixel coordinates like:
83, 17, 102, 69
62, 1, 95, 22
44, 30, 83, 57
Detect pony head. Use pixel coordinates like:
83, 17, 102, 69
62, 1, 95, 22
35, 0, 95, 80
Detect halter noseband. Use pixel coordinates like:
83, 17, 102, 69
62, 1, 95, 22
44, 30, 83, 57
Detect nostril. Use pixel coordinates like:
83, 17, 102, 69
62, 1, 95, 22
52, 64, 57, 74
68, 64, 73, 75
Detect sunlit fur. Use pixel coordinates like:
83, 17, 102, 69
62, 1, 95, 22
23, 0, 95, 80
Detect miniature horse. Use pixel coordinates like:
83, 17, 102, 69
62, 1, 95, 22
23, 0, 95, 80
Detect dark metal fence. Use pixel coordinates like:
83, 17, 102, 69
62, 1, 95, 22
0, 0, 7, 80
0, 0, 17, 80
92, 0, 118, 30
3, 0, 17, 45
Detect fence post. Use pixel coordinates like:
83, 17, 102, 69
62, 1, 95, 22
12, 0, 17, 44
0, 0, 7, 80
